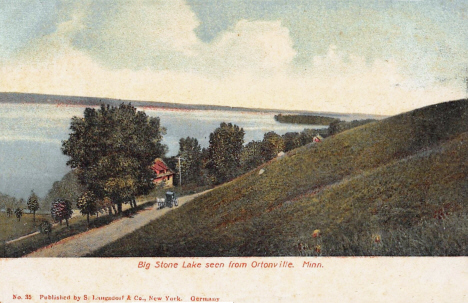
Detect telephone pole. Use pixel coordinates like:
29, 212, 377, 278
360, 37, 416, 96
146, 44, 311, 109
176, 156, 185, 187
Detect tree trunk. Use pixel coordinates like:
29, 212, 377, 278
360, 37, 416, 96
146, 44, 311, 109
33, 211, 36, 223
65, 218, 69, 227
112, 204, 117, 215
87, 213, 90, 225
117, 202, 122, 214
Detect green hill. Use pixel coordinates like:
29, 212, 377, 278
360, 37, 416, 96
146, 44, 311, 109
92, 99, 468, 256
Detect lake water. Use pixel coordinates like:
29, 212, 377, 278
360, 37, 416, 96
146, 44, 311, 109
0, 103, 328, 199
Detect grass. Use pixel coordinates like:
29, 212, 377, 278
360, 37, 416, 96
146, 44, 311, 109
0, 213, 51, 242
90, 99, 468, 257
2, 212, 111, 257
0, 179, 210, 257
1, 197, 162, 257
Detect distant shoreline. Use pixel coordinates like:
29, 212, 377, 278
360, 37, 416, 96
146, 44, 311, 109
0, 92, 387, 121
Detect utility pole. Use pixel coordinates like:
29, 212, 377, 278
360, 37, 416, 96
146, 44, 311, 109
176, 156, 185, 187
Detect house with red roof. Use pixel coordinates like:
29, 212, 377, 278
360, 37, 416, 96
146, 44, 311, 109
151, 158, 175, 187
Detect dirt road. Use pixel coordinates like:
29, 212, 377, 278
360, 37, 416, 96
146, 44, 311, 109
25, 190, 209, 257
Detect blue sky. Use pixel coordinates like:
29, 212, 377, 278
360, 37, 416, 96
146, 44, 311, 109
0, 0, 467, 114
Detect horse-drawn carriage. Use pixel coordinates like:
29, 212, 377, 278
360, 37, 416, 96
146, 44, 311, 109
156, 191, 179, 209
165, 191, 179, 208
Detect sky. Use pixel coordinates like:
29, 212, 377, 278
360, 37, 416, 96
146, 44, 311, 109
0, 0, 467, 115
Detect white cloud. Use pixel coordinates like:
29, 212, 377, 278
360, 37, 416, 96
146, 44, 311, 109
202, 20, 296, 74
0, 1, 465, 116
71, 0, 201, 69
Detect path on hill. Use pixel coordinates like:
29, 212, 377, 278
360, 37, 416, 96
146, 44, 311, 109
25, 190, 210, 257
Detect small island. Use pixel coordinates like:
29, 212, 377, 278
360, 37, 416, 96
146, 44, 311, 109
274, 114, 339, 125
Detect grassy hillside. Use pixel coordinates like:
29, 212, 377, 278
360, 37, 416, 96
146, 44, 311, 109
0, 213, 51, 242
92, 99, 468, 256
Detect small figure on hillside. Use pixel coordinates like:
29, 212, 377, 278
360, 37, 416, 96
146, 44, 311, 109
373, 234, 382, 244
6, 208, 13, 218
314, 245, 322, 254
312, 229, 321, 238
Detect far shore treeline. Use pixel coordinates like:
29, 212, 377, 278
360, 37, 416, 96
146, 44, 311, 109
0, 103, 375, 223
274, 114, 338, 125
275, 114, 376, 136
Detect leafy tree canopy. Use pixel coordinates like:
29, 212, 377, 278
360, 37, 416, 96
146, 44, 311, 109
261, 131, 285, 161
14, 207, 23, 221
27, 190, 40, 212
62, 104, 167, 212
240, 140, 264, 173
206, 122, 244, 184
51, 198, 73, 226
27, 190, 40, 223
177, 137, 203, 185
42, 170, 85, 211
77, 191, 98, 224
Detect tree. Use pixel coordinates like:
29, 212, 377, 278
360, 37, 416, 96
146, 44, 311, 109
328, 119, 341, 136
261, 132, 285, 161
177, 137, 203, 186
27, 190, 40, 223
96, 197, 114, 216
18, 198, 25, 207
42, 170, 85, 212
282, 132, 300, 152
206, 122, 245, 184
62, 104, 167, 214
51, 199, 73, 227
240, 140, 264, 172
1, 193, 19, 218
39, 220, 52, 241
76, 191, 98, 225
293, 129, 315, 147
14, 208, 23, 222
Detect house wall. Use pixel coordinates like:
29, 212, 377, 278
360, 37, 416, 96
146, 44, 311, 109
154, 175, 174, 187
167, 175, 173, 187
